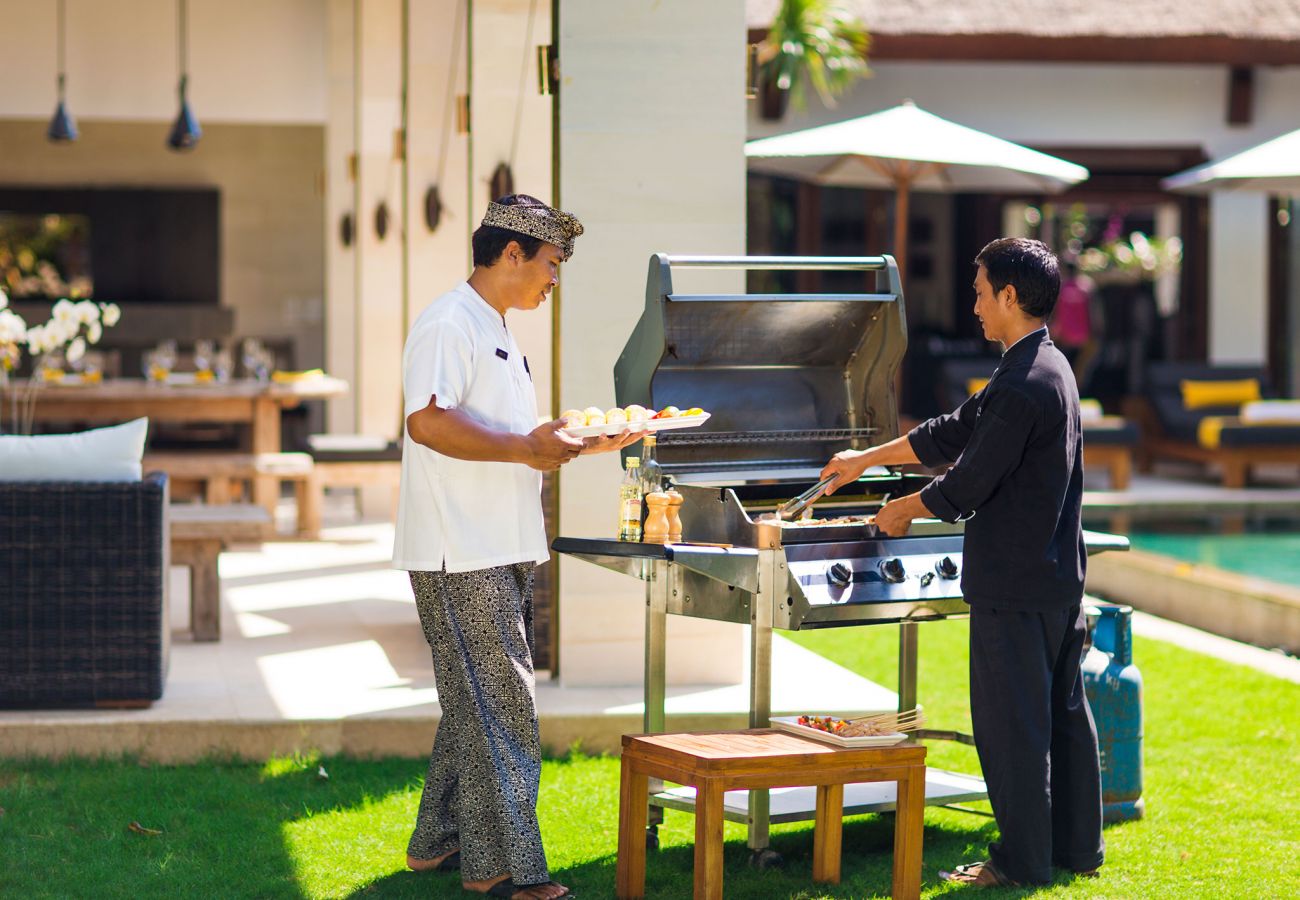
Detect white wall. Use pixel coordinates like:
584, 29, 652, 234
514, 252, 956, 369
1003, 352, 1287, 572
0, 0, 326, 125
558, 0, 749, 687
750, 61, 1300, 365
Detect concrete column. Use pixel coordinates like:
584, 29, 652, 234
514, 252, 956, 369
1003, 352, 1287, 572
407, 0, 471, 332
557, 0, 748, 686
325, 0, 357, 433
1209, 192, 1268, 365
470, 0, 555, 416
353, 0, 407, 440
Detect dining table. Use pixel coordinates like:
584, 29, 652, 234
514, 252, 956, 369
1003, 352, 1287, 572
2, 375, 350, 520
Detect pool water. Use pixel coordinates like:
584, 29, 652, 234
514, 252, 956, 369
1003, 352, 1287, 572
1127, 530, 1300, 585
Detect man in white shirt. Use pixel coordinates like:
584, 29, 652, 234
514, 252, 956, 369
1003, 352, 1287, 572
395, 194, 635, 900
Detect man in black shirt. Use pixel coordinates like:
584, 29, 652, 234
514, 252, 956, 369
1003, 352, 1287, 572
820, 238, 1104, 887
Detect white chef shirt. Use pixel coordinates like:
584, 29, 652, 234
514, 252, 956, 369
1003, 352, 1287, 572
393, 281, 548, 573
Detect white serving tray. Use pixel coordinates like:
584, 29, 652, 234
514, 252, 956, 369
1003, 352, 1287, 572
563, 411, 710, 438
770, 715, 908, 748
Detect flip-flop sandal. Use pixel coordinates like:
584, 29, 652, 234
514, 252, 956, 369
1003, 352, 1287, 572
484, 880, 571, 899
411, 849, 460, 872
938, 860, 1020, 887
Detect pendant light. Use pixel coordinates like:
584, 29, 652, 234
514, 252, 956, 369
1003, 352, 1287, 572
167, 0, 201, 150
47, 0, 78, 143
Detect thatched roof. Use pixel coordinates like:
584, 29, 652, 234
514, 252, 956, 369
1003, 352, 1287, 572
746, 0, 1300, 41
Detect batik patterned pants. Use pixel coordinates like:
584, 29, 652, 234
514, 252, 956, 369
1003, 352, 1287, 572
406, 563, 549, 885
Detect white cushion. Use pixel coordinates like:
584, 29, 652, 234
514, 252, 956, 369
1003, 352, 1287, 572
1240, 400, 1300, 424
308, 433, 391, 452
0, 418, 148, 482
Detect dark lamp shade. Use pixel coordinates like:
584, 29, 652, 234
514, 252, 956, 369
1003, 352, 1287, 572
167, 92, 201, 151
47, 100, 78, 142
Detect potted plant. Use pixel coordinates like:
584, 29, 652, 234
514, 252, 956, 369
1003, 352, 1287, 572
757, 0, 871, 120
0, 290, 121, 434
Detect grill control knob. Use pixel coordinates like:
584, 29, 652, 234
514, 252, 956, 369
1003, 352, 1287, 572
937, 556, 960, 579
880, 558, 906, 583
827, 562, 853, 588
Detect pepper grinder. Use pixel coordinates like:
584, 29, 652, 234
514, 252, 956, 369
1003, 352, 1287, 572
644, 491, 672, 544
666, 489, 684, 543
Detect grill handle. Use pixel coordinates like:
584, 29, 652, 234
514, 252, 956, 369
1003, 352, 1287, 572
663, 255, 891, 271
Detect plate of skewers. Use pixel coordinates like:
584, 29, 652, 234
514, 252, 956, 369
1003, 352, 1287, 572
560, 404, 710, 438
770, 708, 924, 748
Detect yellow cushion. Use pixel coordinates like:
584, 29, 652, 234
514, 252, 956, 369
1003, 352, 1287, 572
1197, 416, 1230, 449
271, 368, 325, 384
1180, 378, 1261, 410
966, 377, 990, 396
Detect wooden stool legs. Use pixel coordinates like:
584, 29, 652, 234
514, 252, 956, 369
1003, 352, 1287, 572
893, 767, 926, 900
616, 757, 649, 899
694, 782, 725, 900
813, 783, 844, 883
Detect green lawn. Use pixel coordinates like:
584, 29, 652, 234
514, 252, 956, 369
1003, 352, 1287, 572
1, 620, 1297, 899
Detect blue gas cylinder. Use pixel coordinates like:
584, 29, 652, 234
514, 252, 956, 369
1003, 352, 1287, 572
1081, 603, 1144, 822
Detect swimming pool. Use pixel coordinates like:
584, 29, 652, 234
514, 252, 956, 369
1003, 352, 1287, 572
1126, 530, 1300, 585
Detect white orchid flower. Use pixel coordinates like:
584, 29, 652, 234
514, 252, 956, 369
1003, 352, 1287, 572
0, 289, 8, 310
52, 299, 77, 324
0, 310, 26, 342
27, 324, 46, 354
67, 336, 87, 364
101, 303, 121, 327
87, 320, 103, 344
75, 299, 100, 324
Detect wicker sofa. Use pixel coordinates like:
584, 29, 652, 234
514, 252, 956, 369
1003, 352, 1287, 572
0, 473, 170, 707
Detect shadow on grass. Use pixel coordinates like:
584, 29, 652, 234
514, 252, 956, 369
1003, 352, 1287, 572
0, 753, 422, 900
347, 811, 1084, 899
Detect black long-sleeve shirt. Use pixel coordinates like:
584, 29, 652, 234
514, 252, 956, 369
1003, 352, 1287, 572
908, 329, 1086, 611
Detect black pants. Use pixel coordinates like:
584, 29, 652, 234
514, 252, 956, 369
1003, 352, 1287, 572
969, 605, 1105, 884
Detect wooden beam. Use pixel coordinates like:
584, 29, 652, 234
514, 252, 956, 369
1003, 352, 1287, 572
745, 29, 1300, 66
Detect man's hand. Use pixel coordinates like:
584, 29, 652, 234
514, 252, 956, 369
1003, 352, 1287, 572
820, 448, 875, 495
874, 492, 930, 537
580, 429, 642, 455
524, 418, 585, 471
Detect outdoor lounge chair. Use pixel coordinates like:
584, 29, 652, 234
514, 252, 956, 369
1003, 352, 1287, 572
0, 473, 170, 707
938, 358, 1139, 489
1136, 362, 1300, 488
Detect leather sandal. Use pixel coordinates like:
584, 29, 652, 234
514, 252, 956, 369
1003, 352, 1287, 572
939, 860, 1020, 887
409, 849, 460, 872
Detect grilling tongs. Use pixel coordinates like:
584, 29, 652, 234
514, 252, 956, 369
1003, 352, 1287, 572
776, 473, 840, 521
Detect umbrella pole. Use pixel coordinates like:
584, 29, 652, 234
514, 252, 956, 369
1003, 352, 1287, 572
893, 176, 910, 278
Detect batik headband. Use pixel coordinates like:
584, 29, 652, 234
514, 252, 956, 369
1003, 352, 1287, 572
481, 200, 584, 260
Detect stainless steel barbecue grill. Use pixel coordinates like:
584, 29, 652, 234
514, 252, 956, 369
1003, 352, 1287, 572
552, 254, 1127, 860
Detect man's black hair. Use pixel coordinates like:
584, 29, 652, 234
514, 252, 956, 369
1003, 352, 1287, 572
974, 237, 1061, 320
471, 194, 549, 267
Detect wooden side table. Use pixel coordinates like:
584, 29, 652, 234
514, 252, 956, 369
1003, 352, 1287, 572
616, 729, 927, 899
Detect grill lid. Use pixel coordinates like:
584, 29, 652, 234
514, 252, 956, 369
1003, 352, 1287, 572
614, 255, 907, 479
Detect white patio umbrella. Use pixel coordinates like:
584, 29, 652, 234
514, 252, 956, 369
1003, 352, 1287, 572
1161, 127, 1300, 195
745, 101, 1090, 274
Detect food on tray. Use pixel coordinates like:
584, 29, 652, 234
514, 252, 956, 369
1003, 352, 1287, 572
797, 714, 849, 734
783, 515, 874, 528
795, 714, 899, 738
655, 406, 682, 419
583, 406, 606, 426
560, 409, 585, 427
606, 407, 628, 425
560, 404, 709, 434
625, 404, 651, 423
684, 407, 705, 417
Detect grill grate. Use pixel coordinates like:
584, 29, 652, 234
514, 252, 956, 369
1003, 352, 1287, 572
658, 427, 880, 447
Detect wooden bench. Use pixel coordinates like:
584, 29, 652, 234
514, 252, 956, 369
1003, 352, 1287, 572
147, 452, 320, 538
171, 503, 270, 641
617, 729, 926, 900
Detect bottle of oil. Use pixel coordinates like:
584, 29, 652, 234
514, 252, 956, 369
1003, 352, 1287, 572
618, 457, 643, 541
640, 434, 663, 498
